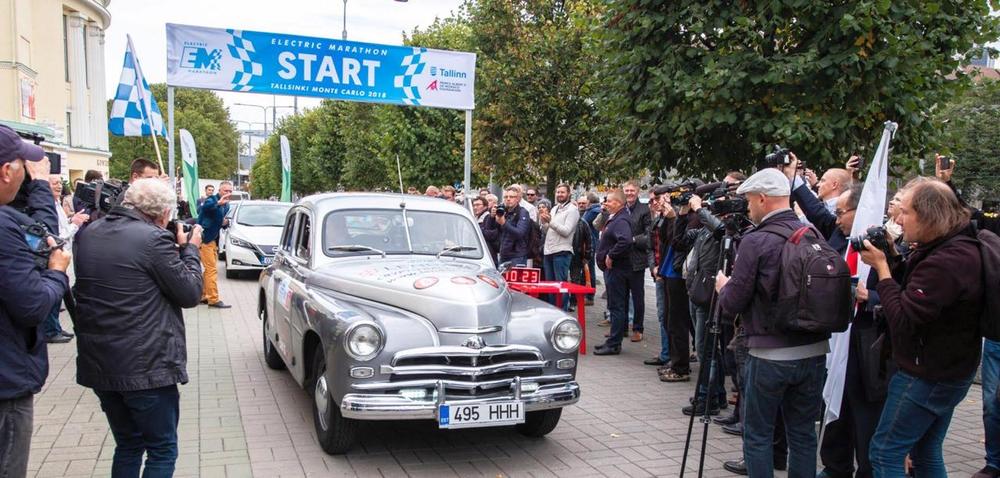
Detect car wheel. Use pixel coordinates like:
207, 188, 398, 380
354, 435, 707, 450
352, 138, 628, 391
311, 347, 357, 454
515, 408, 562, 438
261, 309, 285, 370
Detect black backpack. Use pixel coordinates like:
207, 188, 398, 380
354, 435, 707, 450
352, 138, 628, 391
764, 224, 852, 334
975, 226, 1000, 340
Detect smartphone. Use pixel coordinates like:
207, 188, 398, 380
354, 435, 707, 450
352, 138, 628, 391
46, 152, 61, 175
939, 156, 952, 170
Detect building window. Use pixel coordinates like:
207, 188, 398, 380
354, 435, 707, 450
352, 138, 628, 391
66, 112, 73, 146
83, 24, 90, 88
63, 15, 70, 82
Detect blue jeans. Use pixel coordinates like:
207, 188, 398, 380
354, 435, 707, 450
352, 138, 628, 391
42, 299, 63, 338
691, 302, 725, 405
743, 354, 825, 478
501, 255, 527, 267
656, 279, 669, 361
543, 252, 572, 310
869, 370, 974, 478
95, 385, 180, 478
982, 339, 1000, 470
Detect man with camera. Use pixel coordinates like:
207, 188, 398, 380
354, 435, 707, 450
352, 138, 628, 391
197, 180, 233, 308
857, 177, 983, 476
0, 125, 72, 477
73, 178, 204, 477
496, 186, 532, 266
716, 168, 831, 477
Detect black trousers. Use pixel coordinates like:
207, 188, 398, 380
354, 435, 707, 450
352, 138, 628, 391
625, 268, 645, 333
820, 328, 886, 478
665, 278, 691, 374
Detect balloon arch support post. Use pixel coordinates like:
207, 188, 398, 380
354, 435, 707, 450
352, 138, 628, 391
163, 23, 477, 197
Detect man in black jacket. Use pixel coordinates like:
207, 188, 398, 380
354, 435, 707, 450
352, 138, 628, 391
74, 178, 204, 477
622, 181, 651, 342
594, 189, 633, 355
0, 126, 71, 478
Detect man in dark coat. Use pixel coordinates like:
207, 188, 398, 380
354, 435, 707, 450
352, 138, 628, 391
622, 181, 651, 341
0, 126, 71, 478
497, 186, 531, 265
594, 189, 633, 355
74, 178, 204, 477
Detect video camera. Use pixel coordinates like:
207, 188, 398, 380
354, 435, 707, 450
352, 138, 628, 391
659, 182, 697, 207
75, 179, 127, 214
704, 183, 749, 216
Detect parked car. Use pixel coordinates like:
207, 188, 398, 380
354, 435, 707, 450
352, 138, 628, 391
258, 193, 582, 454
218, 202, 240, 261
224, 201, 292, 278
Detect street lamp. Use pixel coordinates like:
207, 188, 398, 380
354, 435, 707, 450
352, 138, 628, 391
233, 103, 268, 136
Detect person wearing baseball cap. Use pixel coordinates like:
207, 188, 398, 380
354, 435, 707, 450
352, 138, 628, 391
0, 124, 72, 477
713, 166, 829, 476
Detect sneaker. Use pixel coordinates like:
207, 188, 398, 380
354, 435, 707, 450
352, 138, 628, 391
712, 413, 738, 426
721, 422, 742, 436
208, 301, 232, 309
597, 319, 611, 327
682, 401, 720, 416
643, 357, 667, 366
593, 344, 621, 355
658, 369, 690, 382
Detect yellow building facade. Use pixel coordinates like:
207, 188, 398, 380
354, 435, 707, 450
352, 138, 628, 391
0, 0, 111, 182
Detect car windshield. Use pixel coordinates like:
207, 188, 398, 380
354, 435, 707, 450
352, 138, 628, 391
237, 205, 290, 227
324, 209, 483, 259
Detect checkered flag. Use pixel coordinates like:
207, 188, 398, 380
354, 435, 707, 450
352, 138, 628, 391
227, 29, 262, 92
393, 47, 427, 106
108, 36, 169, 139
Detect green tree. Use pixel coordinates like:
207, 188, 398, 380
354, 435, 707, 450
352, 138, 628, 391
107, 84, 239, 181
600, 0, 1000, 177
938, 78, 1000, 201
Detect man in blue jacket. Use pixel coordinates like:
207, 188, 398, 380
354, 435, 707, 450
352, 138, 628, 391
197, 181, 233, 308
594, 189, 633, 355
496, 186, 531, 265
0, 125, 71, 477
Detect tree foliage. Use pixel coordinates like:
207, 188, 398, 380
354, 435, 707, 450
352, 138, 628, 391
107, 84, 239, 180
600, 0, 1000, 177
938, 78, 1000, 201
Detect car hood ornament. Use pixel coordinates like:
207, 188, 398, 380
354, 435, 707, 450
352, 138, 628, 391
462, 335, 486, 350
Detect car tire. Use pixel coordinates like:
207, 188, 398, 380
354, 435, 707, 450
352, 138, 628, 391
261, 309, 285, 370
225, 267, 238, 279
311, 347, 357, 454
515, 408, 562, 438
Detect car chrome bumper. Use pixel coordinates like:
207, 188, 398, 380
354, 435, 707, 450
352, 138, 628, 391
339, 381, 580, 420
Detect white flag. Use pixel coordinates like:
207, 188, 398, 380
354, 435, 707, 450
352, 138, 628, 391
823, 121, 897, 426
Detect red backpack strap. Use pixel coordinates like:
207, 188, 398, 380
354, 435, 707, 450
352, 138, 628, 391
789, 226, 815, 245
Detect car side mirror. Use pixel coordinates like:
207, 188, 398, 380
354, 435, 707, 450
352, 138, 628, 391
497, 261, 513, 275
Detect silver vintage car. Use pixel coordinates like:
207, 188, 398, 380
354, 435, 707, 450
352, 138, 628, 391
257, 193, 582, 454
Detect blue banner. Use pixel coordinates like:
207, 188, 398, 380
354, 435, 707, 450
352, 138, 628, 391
166, 23, 476, 110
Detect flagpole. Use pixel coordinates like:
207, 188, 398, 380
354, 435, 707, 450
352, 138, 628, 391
168, 87, 176, 188
127, 35, 165, 173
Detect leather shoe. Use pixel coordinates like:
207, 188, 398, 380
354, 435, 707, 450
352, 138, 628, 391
723, 459, 748, 475
682, 401, 720, 416
774, 456, 787, 471
721, 422, 742, 436
712, 413, 738, 426
644, 357, 667, 366
200, 298, 209, 304
629, 331, 642, 342
45, 334, 72, 344
973, 466, 1000, 478
208, 301, 232, 309
597, 319, 610, 327
60, 330, 75, 338
592, 344, 621, 355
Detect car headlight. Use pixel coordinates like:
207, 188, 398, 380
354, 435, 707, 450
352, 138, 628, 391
551, 319, 582, 353
344, 322, 384, 361
230, 235, 255, 249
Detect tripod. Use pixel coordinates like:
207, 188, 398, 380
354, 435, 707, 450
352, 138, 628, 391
680, 217, 745, 478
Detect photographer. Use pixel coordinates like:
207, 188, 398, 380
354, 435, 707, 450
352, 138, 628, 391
859, 177, 984, 476
73, 178, 204, 477
0, 126, 72, 478
496, 186, 531, 266
716, 168, 828, 477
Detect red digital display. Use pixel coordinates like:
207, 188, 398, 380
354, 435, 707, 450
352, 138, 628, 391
504, 267, 541, 284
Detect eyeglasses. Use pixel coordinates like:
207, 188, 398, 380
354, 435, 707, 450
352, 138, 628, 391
526, 193, 536, 196
835, 208, 856, 218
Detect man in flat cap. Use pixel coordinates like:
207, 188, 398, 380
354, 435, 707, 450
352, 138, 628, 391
714, 167, 829, 477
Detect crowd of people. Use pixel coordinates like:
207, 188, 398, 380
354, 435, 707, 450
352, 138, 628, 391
2, 117, 999, 478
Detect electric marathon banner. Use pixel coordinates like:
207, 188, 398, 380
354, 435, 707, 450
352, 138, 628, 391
165, 23, 477, 110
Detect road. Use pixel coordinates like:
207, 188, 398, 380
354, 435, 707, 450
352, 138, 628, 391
30, 263, 988, 477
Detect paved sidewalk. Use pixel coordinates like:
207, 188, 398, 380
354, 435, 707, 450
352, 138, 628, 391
30, 265, 988, 477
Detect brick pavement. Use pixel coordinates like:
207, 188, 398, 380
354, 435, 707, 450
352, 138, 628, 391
31, 264, 988, 477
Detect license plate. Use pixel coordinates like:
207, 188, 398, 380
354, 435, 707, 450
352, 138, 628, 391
261, 256, 273, 265
438, 401, 525, 429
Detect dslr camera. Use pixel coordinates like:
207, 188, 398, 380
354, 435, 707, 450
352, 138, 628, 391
764, 145, 793, 167
495, 205, 507, 217
850, 226, 892, 255
22, 222, 66, 269
166, 219, 193, 234
75, 179, 127, 214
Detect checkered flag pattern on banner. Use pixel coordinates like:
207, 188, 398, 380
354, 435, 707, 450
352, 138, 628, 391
393, 47, 427, 105
227, 29, 262, 92
108, 39, 169, 139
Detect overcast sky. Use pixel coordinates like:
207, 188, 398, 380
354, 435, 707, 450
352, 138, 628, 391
105, 0, 466, 147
